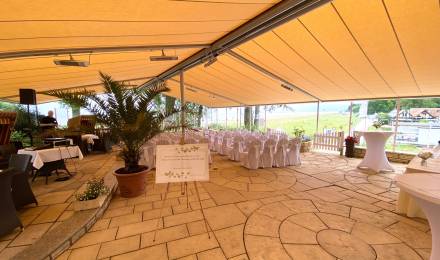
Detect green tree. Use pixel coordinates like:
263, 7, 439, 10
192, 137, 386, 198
244, 107, 251, 129
253, 105, 260, 129
400, 98, 440, 109
367, 100, 396, 115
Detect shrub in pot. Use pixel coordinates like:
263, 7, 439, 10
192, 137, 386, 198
45, 72, 178, 197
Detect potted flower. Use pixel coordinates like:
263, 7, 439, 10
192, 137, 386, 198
344, 136, 358, 158
45, 72, 179, 197
73, 178, 109, 211
418, 151, 433, 166
292, 127, 311, 153
372, 120, 383, 130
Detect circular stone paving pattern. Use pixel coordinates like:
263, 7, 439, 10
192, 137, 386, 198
244, 199, 425, 260
209, 157, 297, 192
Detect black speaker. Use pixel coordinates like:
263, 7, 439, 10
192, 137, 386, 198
19, 89, 36, 105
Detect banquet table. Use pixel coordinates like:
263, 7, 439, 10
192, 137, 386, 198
395, 174, 440, 260
357, 131, 394, 173
18, 146, 83, 169
81, 134, 99, 144
397, 156, 440, 218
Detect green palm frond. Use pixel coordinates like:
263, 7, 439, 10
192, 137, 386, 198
43, 72, 180, 171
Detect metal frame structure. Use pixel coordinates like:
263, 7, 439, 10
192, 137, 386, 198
0, 44, 209, 60
140, 0, 331, 89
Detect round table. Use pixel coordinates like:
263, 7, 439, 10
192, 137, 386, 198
357, 131, 394, 172
396, 174, 440, 260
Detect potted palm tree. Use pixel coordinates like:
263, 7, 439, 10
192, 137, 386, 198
45, 72, 178, 197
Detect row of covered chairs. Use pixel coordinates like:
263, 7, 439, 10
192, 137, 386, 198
206, 129, 301, 170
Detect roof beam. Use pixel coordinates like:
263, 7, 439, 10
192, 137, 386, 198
140, 0, 331, 88
0, 76, 153, 102
0, 44, 209, 60
168, 78, 244, 106
227, 50, 320, 101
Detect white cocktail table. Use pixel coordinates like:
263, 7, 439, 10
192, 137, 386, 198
397, 156, 440, 218
396, 174, 440, 260
357, 131, 394, 172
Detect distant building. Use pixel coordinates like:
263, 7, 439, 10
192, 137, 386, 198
408, 108, 440, 119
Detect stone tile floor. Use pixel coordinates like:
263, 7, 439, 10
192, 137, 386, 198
0, 152, 121, 259
56, 152, 432, 260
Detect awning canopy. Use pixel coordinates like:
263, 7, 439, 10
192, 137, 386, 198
1, 0, 439, 106
0, 0, 279, 103
164, 0, 440, 107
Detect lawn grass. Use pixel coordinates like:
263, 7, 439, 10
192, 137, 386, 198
266, 113, 358, 137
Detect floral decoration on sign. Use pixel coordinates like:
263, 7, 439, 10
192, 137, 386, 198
164, 171, 191, 179
175, 145, 200, 154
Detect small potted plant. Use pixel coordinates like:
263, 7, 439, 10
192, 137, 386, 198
417, 151, 433, 166
344, 136, 358, 158
292, 127, 311, 153
45, 72, 179, 197
73, 178, 109, 211
372, 120, 383, 130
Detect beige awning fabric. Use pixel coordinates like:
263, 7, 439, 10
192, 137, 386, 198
164, 0, 440, 107
0, 0, 279, 103
1, 0, 439, 106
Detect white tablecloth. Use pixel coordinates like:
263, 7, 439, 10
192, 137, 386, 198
397, 157, 440, 218
81, 134, 99, 144
18, 146, 83, 169
396, 174, 440, 260
357, 131, 394, 172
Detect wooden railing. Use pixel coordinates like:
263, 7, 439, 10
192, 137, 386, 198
313, 131, 344, 155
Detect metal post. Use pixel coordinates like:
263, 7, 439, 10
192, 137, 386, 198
393, 98, 401, 152
264, 105, 267, 131
239, 107, 242, 128
180, 71, 185, 144
348, 101, 353, 136
315, 101, 321, 134
236, 107, 239, 129
216, 109, 219, 125
225, 108, 228, 128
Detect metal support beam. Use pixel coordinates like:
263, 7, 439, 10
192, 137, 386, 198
348, 101, 353, 135
180, 71, 185, 144
0, 44, 209, 60
168, 78, 244, 106
392, 98, 401, 152
228, 50, 320, 101
316, 101, 321, 133
140, 0, 331, 88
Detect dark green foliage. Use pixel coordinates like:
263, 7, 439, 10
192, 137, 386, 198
367, 100, 396, 115
44, 72, 179, 172
75, 178, 109, 201
244, 107, 251, 129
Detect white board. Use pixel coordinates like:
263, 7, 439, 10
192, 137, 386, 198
155, 143, 209, 183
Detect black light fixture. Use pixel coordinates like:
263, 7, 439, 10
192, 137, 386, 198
54, 54, 89, 67
281, 83, 294, 91
150, 49, 178, 61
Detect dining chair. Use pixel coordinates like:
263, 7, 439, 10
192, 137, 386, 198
9, 154, 38, 209
0, 168, 23, 237
287, 138, 302, 166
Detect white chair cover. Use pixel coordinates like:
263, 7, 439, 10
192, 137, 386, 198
287, 138, 301, 166
273, 141, 288, 167
141, 145, 155, 169
228, 141, 242, 161
219, 137, 229, 155
260, 139, 276, 168
240, 144, 260, 169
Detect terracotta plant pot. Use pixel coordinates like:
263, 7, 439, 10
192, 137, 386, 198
300, 141, 312, 153
345, 141, 355, 158
113, 167, 149, 198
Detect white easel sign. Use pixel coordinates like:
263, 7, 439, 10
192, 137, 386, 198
155, 143, 209, 183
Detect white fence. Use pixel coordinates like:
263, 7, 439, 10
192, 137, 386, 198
313, 131, 344, 155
